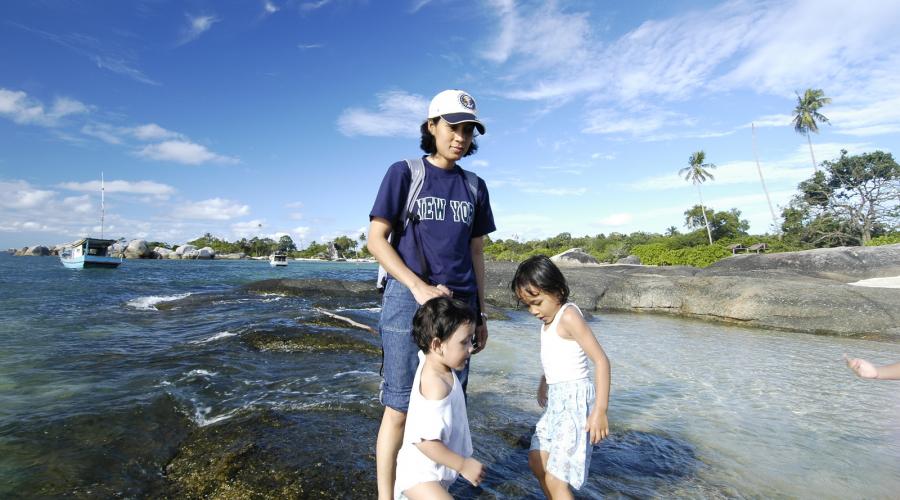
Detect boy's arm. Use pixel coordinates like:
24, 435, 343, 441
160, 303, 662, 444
368, 217, 450, 304
560, 308, 610, 444
414, 440, 485, 486
470, 236, 488, 354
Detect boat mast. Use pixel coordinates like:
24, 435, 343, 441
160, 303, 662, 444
100, 172, 105, 239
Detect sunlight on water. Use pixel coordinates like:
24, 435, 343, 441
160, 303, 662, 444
472, 310, 900, 498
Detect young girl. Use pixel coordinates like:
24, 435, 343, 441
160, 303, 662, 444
511, 255, 611, 499
394, 297, 485, 499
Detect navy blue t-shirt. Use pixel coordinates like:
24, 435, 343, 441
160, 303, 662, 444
370, 157, 496, 295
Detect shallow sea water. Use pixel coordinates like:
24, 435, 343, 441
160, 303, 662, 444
1, 254, 898, 498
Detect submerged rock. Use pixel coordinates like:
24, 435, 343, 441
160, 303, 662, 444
242, 326, 380, 355
165, 409, 378, 499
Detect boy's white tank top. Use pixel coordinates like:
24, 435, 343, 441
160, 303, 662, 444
540, 302, 589, 384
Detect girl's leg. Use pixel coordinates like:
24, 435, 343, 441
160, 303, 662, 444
528, 450, 551, 498
529, 449, 573, 500
403, 481, 453, 500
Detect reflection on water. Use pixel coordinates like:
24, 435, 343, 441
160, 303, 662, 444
472, 310, 900, 498
1, 255, 899, 497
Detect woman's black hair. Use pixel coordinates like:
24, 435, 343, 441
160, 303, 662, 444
510, 255, 570, 304
419, 118, 479, 157
412, 296, 476, 352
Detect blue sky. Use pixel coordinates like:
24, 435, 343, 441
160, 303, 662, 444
2, 0, 899, 250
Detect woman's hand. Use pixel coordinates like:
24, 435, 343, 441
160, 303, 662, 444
410, 282, 452, 305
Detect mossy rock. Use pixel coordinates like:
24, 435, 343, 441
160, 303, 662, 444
242, 328, 380, 355
166, 409, 378, 499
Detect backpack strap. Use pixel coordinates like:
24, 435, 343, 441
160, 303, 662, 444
400, 158, 426, 231
376, 158, 426, 291
460, 167, 479, 203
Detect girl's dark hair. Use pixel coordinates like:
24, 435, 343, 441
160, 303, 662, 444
419, 119, 479, 157
510, 255, 569, 304
412, 296, 476, 352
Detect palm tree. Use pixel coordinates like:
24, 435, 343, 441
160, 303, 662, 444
792, 88, 831, 173
679, 150, 716, 245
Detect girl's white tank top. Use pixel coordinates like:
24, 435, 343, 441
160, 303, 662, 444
540, 302, 589, 384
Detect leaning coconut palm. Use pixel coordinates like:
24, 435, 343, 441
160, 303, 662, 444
792, 88, 831, 173
679, 150, 716, 245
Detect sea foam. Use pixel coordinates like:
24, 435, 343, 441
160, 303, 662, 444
126, 293, 192, 310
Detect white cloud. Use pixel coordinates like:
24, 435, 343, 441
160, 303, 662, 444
58, 179, 176, 199
230, 219, 266, 238
597, 213, 633, 226
137, 140, 239, 165
470, 159, 490, 168
298, 43, 323, 50
132, 123, 181, 141
179, 14, 221, 45
176, 198, 250, 220
592, 153, 616, 160
81, 122, 124, 144
263, 1, 279, 14
0, 88, 89, 126
0, 181, 57, 209
301, 0, 333, 11
337, 90, 428, 137
293, 226, 311, 240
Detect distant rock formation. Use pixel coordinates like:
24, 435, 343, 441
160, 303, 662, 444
483, 244, 900, 338
551, 248, 600, 266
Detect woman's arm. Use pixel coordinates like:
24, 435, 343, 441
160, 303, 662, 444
367, 217, 450, 304
470, 236, 488, 354
560, 308, 610, 444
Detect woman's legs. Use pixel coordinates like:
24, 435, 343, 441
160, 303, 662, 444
403, 481, 453, 500
376, 406, 407, 500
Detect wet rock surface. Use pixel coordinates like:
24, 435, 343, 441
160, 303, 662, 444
165, 409, 379, 499
242, 326, 380, 355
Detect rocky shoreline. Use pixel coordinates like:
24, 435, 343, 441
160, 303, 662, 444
482, 244, 900, 338
240, 244, 900, 339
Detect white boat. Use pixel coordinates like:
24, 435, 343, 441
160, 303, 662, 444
60, 238, 122, 269
60, 173, 122, 269
269, 253, 288, 267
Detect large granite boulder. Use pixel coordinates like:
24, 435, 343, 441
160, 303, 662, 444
483, 245, 900, 338
196, 247, 215, 259
17, 245, 50, 256
217, 252, 246, 260
153, 247, 174, 259
109, 241, 127, 258
124, 239, 151, 259
617, 255, 642, 265
175, 245, 198, 259
551, 248, 600, 266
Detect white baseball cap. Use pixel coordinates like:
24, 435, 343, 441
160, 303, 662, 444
427, 89, 486, 135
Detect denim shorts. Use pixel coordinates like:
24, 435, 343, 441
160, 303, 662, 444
379, 279, 477, 413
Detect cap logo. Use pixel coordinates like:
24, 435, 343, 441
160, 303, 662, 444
458, 93, 476, 111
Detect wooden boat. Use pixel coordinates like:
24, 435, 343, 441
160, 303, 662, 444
60, 173, 122, 269
60, 238, 122, 269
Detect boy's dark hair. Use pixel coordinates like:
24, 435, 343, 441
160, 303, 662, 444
412, 296, 476, 352
510, 255, 570, 304
420, 119, 479, 157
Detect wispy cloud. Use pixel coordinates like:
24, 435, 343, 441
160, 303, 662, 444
10, 22, 159, 85
178, 13, 221, 46
0, 88, 89, 126
597, 213, 633, 226
58, 179, 176, 200
0, 181, 57, 209
488, 0, 900, 137
176, 198, 250, 220
263, 1, 280, 15
337, 90, 428, 137
301, 0, 333, 11
137, 140, 239, 165
297, 43, 324, 50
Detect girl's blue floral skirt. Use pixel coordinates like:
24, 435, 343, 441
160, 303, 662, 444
530, 377, 595, 489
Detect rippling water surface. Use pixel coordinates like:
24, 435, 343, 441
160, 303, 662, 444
1, 254, 898, 498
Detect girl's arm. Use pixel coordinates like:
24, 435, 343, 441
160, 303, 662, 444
367, 217, 450, 304
470, 236, 488, 354
537, 374, 548, 408
414, 441, 485, 486
560, 307, 610, 444
846, 356, 900, 380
